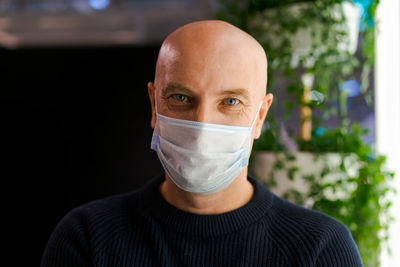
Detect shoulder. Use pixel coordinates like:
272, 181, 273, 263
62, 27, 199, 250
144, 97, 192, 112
41, 187, 149, 267
49, 173, 164, 243
46, 192, 136, 249
264, 194, 362, 266
269, 195, 346, 235
46, 175, 163, 247
250, 177, 350, 240
57, 188, 144, 234
57, 175, 164, 230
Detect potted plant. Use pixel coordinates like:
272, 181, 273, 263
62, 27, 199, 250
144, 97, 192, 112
215, 0, 395, 266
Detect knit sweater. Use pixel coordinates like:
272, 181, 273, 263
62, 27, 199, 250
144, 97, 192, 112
41, 175, 363, 267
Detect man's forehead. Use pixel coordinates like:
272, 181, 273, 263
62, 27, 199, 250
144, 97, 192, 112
158, 21, 266, 69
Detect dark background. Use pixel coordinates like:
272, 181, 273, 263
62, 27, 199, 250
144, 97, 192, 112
3, 45, 164, 265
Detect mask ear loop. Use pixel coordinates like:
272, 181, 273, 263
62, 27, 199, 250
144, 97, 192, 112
151, 88, 161, 149
250, 101, 263, 129
154, 88, 159, 114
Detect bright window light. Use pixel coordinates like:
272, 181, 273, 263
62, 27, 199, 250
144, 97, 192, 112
88, 0, 110, 11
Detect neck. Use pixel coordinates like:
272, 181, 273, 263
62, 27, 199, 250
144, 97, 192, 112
159, 168, 254, 215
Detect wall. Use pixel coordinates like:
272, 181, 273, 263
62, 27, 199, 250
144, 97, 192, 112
2, 45, 163, 265
375, 0, 400, 266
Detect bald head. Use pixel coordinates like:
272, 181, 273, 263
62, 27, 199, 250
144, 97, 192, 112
155, 20, 268, 98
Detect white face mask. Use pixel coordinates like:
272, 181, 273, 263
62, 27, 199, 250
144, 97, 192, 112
151, 99, 261, 195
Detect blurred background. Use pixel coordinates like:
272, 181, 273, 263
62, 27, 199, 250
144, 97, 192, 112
0, 0, 215, 47
1, 0, 398, 266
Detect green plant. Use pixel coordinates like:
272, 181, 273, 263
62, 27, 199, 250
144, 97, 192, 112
253, 124, 395, 267
216, 0, 395, 266
301, 126, 394, 266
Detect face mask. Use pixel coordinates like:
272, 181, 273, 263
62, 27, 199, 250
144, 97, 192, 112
151, 99, 261, 195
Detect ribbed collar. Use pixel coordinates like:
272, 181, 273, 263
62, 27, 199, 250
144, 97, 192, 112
139, 175, 274, 237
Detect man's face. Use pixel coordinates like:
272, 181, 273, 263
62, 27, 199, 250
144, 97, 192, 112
148, 22, 272, 142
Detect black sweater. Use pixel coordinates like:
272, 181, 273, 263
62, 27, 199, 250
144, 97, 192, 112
41, 175, 363, 266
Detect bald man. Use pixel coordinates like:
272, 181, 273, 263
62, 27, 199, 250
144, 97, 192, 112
41, 20, 363, 267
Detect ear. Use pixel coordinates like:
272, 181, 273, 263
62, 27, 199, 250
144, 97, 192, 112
147, 82, 156, 129
253, 93, 273, 139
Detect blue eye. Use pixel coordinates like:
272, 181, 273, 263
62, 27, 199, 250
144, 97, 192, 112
173, 94, 188, 102
224, 98, 239, 106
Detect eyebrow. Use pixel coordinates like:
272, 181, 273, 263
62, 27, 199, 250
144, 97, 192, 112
162, 82, 194, 97
162, 82, 250, 101
219, 88, 250, 101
